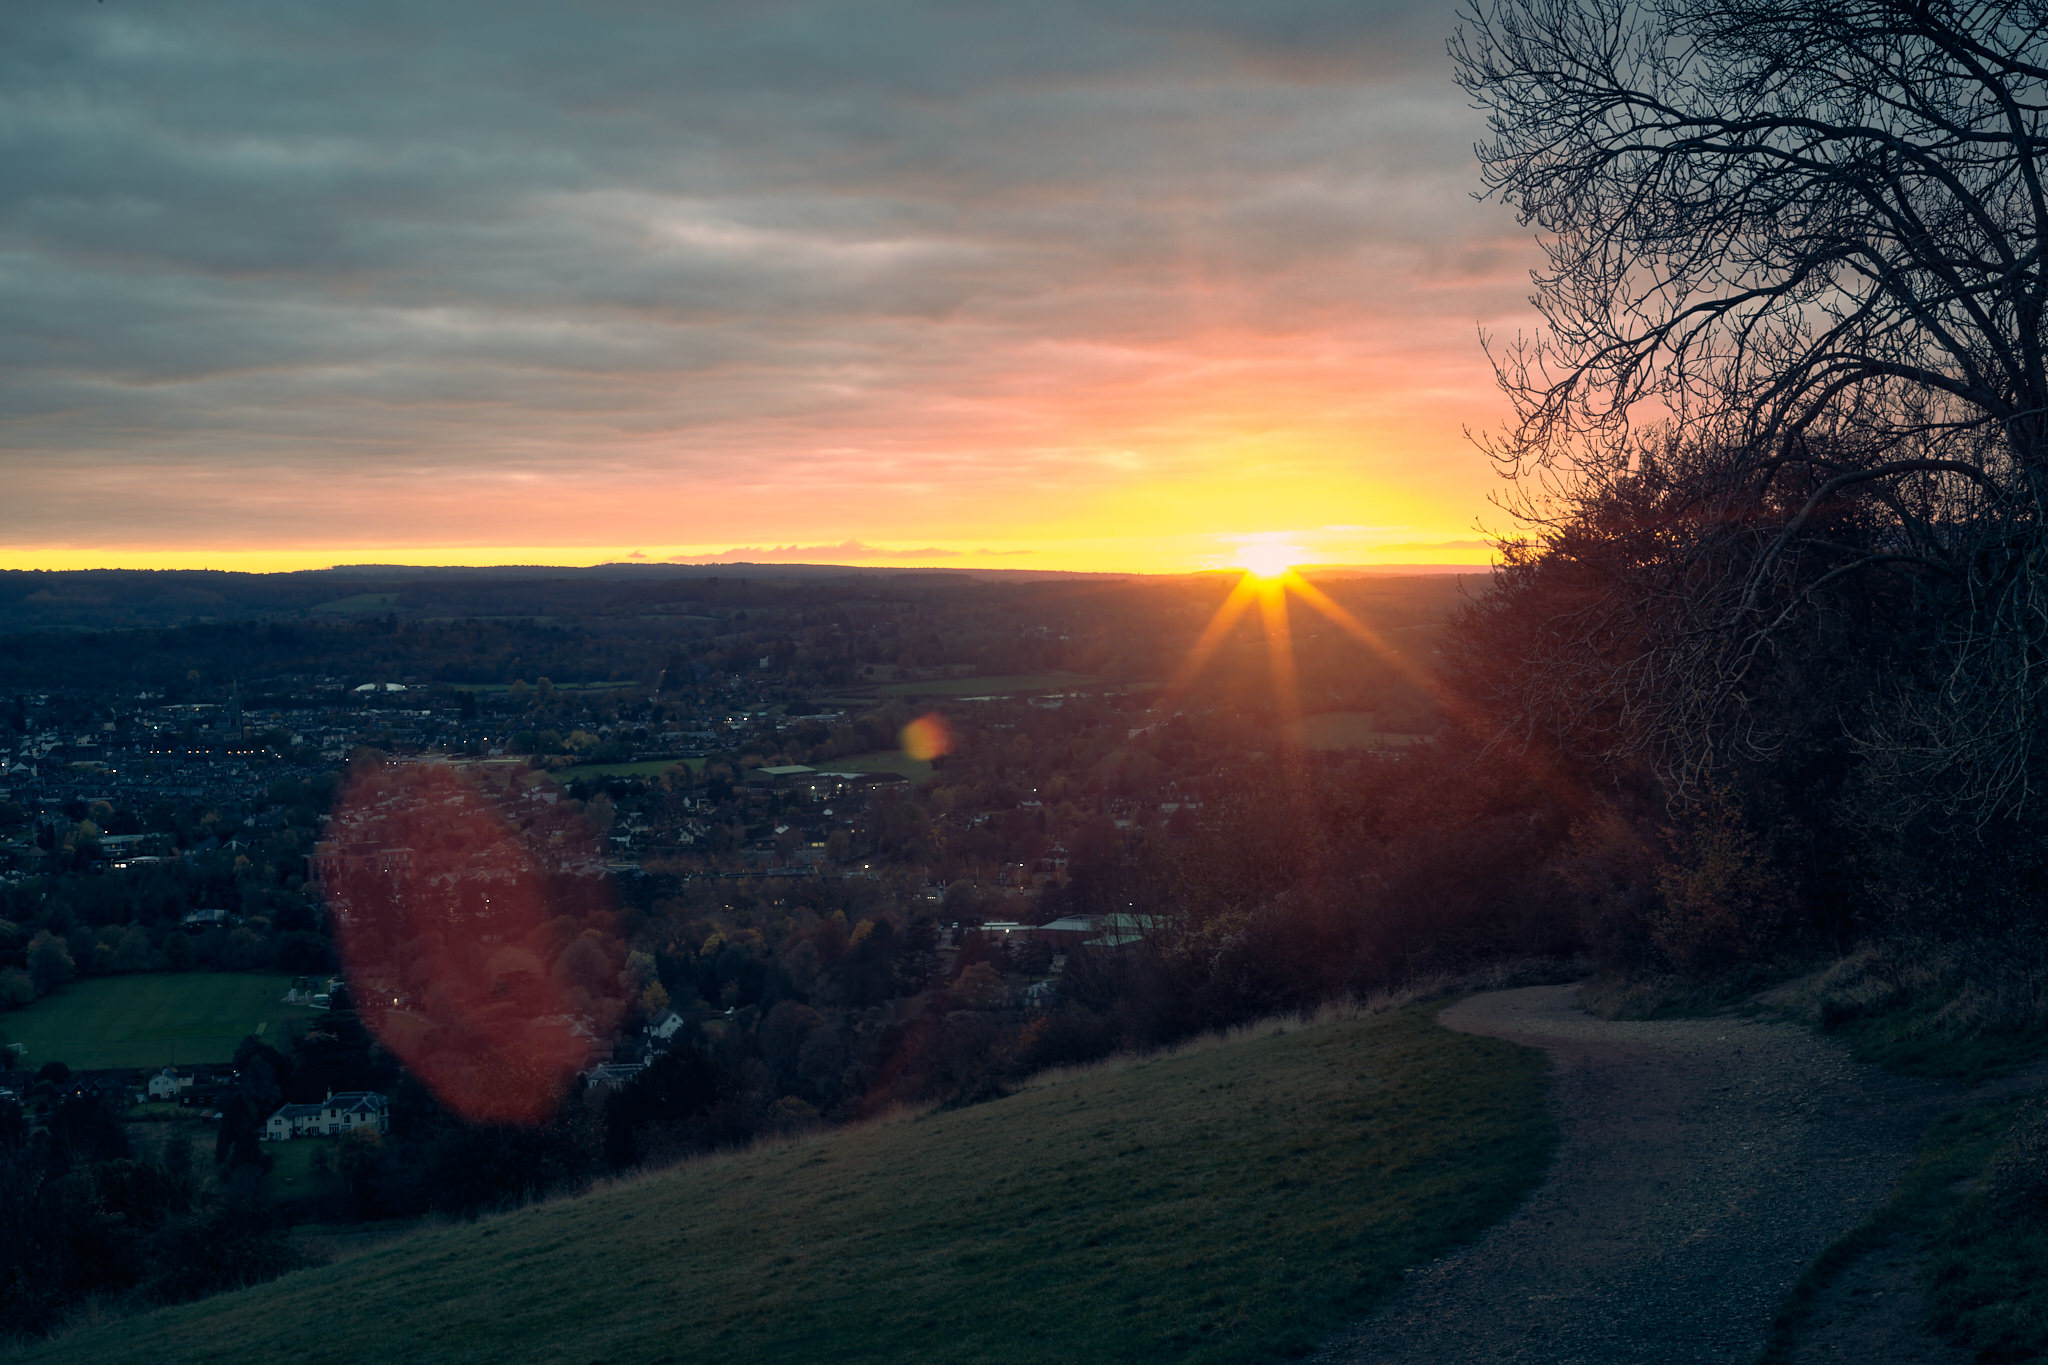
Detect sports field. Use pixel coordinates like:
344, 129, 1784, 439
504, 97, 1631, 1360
1, 973, 316, 1071
545, 756, 704, 784
1286, 711, 1430, 751
879, 670, 1101, 697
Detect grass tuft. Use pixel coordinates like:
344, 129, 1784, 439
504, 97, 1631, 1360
1925, 1099, 2048, 1360
1574, 964, 1790, 1021
1770, 945, 2048, 1082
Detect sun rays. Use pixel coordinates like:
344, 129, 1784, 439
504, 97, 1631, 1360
1160, 564, 1444, 761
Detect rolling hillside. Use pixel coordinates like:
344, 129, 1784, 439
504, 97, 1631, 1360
21, 1006, 1553, 1365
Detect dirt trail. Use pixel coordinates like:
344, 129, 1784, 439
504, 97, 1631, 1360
1312, 984, 1961, 1365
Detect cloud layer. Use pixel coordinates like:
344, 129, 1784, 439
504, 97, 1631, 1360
0, 0, 1535, 566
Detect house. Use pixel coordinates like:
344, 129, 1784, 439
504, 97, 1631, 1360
283, 975, 343, 1005
319, 1090, 390, 1136
145, 1068, 193, 1101
648, 1008, 686, 1042
262, 1090, 390, 1141
264, 1101, 325, 1141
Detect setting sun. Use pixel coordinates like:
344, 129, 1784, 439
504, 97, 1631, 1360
1237, 541, 1308, 578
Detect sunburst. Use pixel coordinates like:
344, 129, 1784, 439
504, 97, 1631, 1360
1162, 560, 1437, 758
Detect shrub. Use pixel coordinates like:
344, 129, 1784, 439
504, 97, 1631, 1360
0, 968, 34, 1010
143, 1197, 309, 1305
1989, 1101, 2048, 1215
1651, 794, 1789, 973
25, 932, 74, 996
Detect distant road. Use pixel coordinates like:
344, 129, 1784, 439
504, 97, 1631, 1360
1314, 985, 1958, 1365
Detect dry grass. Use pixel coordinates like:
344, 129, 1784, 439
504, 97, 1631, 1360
1765, 943, 2048, 1080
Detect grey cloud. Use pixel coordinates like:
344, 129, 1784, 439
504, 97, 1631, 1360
0, 0, 1527, 544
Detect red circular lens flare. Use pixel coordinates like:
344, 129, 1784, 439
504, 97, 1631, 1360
900, 711, 954, 762
320, 762, 622, 1125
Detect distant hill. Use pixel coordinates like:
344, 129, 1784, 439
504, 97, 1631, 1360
0, 565, 1102, 635
0, 564, 1484, 636
22, 1007, 1552, 1365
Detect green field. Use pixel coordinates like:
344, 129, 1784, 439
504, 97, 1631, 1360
1287, 712, 1430, 752
878, 670, 1101, 697
266, 1136, 330, 1192
544, 756, 705, 785
811, 749, 934, 780
23, 1005, 1554, 1365
2, 973, 315, 1070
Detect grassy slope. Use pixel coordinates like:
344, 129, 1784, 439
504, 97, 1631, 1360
1694, 957, 2048, 1361
1832, 1003, 2048, 1082
3, 973, 312, 1070
1757, 1101, 2021, 1363
26, 1007, 1553, 1365
1923, 1102, 2048, 1358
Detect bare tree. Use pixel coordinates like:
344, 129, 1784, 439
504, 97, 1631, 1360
1453, 0, 2048, 817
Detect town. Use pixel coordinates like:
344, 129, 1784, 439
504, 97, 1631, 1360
0, 565, 1475, 1327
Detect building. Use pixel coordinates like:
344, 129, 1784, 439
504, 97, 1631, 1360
145, 1068, 193, 1101
263, 1090, 390, 1141
582, 1062, 646, 1091
1034, 915, 1100, 948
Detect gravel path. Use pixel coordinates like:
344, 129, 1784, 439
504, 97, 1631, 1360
1312, 984, 1958, 1365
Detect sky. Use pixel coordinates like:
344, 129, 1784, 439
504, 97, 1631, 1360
0, 0, 1539, 575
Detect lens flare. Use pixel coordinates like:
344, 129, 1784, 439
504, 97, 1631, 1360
900, 711, 955, 761
318, 761, 623, 1125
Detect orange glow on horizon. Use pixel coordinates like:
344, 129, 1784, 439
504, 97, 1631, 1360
0, 534, 1498, 577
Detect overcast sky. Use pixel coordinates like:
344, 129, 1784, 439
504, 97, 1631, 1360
0, 0, 1536, 572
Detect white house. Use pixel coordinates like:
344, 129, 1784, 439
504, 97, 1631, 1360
283, 975, 343, 1006
145, 1068, 192, 1101
264, 1101, 324, 1140
263, 1090, 390, 1141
